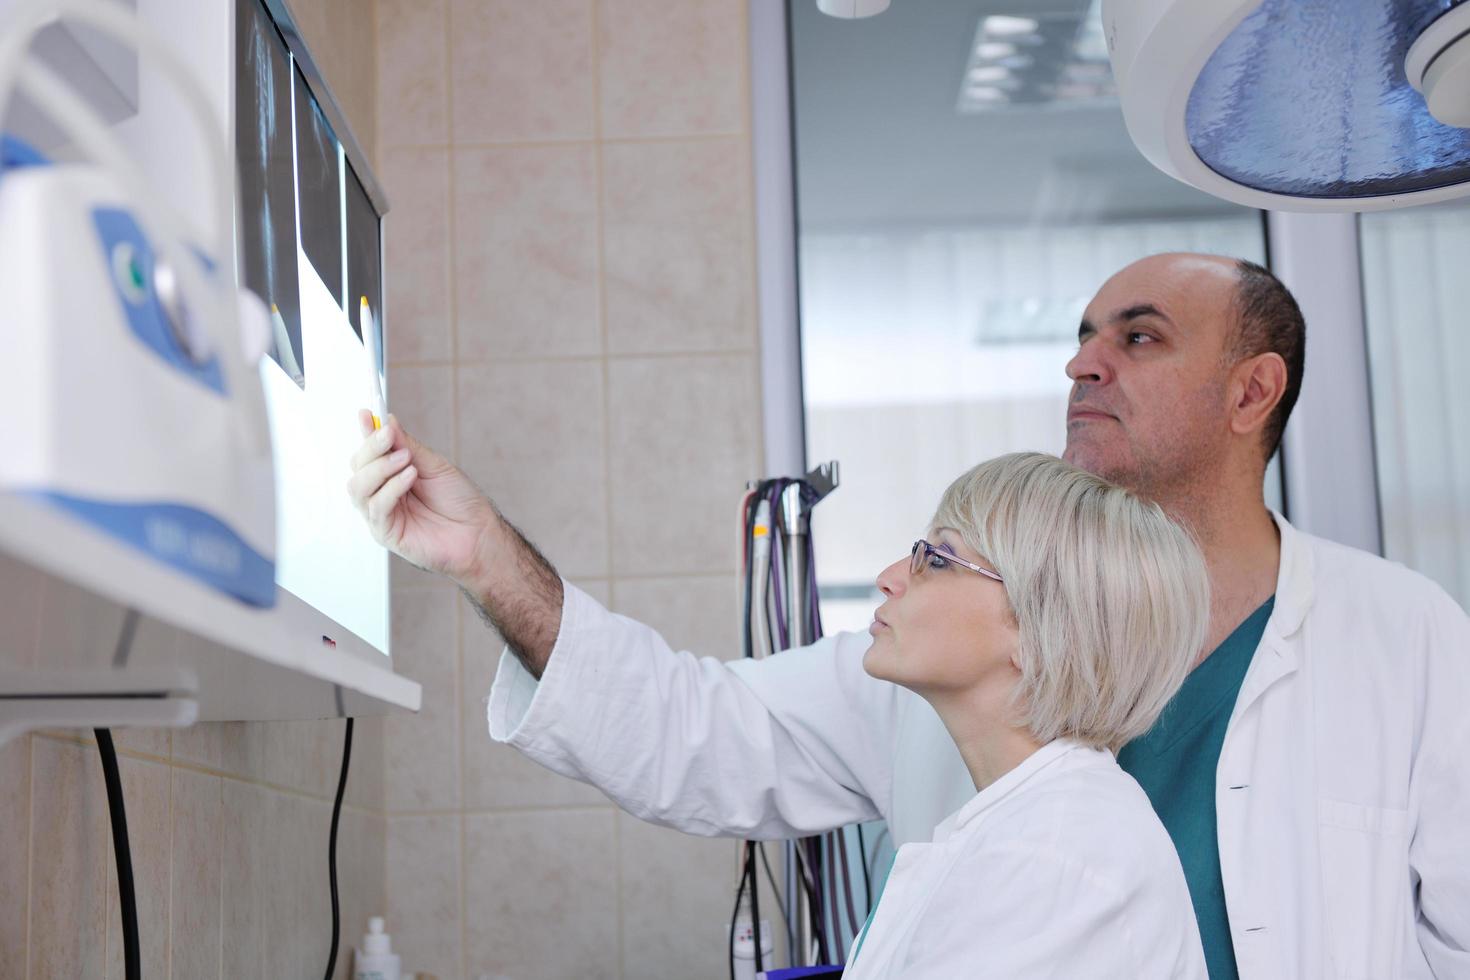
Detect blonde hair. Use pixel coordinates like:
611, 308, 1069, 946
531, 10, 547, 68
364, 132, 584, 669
932, 453, 1209, 752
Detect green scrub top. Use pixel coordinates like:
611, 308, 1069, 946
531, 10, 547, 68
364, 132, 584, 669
1117, 597, 1275, 980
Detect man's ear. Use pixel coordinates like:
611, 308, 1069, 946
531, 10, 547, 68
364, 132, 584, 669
1230, 352, 1287, 440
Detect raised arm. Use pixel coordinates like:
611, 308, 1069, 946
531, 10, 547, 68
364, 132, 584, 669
346, 412, 900, 838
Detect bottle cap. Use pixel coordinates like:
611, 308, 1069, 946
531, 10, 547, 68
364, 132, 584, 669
363, 916, 392, 955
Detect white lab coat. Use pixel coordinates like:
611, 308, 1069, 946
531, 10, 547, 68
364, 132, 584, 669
487, 514, 1470, 979
840, 739, 1206, 979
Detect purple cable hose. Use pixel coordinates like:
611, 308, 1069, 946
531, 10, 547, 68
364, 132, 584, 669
769, 502, 788, 646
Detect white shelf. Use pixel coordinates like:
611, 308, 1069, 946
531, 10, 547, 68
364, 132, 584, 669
0, 492, 421, 728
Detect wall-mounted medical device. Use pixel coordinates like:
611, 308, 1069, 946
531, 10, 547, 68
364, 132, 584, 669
0, 0, 277, 607
1106, 0, 1470, 211
816, 0, 891, 18
0, 0, 417, 741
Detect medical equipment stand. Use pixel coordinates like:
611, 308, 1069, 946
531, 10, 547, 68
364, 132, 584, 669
774, 461, 839, 967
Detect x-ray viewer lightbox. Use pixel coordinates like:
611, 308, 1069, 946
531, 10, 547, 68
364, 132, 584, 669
235, 0, 389, 657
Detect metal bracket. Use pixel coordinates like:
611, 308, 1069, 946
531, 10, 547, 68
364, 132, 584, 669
0, 667, 198, 747
803, 460, 840, 506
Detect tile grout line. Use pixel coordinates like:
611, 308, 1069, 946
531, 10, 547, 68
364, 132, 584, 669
166, 765, 175, 980
589, 2, 626, 975
364, 131, 746, 153
442, 1, 469, 974
591, 0, 616, 601
26, 732, 394, 813
24, 733, 33, 980
738, 0, 768, 483
456, 574, 468, 976
390, 346, 759, 369
101, 741, 110, 977
374, 15, 393, 945
215, 774, 223, 980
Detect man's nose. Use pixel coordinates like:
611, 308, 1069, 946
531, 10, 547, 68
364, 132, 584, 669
876, 556, 908, 598
1065, 337, 1113, 385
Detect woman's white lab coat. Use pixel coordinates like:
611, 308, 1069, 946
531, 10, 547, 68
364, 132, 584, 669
839, 739, 1206, 979
488, 514, 1470, 979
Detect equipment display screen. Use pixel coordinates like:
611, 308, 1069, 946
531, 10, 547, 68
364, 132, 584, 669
234, 0, 389, 656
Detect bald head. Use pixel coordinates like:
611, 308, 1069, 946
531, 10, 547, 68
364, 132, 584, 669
1117, 252, 1243, 295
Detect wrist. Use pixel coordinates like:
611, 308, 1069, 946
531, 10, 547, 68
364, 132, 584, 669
453, 501, 506, 599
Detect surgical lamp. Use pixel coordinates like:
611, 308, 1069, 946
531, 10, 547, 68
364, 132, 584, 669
1107, 0, 1470, 211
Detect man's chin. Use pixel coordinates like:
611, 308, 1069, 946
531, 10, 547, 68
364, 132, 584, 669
1064, 440, 1136, 486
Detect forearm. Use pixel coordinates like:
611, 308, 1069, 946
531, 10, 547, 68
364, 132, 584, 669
455, 506, 563, 679
489, 599, 891, 840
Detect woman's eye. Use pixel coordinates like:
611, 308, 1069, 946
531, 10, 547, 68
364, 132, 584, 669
927, 554, 950, 570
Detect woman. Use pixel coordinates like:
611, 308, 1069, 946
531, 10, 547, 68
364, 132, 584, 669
846, 452, 1208, 978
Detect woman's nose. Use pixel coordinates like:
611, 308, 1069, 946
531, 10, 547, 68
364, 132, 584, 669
876, 556, 908, 598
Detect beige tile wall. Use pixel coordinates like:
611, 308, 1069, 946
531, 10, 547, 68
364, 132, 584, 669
375, 0, 773, 976
0, 2, 387, 977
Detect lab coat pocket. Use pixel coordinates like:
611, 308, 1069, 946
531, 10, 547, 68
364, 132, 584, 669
1317, 798, 1410, 980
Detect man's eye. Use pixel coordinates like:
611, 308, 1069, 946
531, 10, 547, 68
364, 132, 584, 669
1128, 332, 1157, 345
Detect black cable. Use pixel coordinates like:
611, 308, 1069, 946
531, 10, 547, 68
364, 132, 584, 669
742, 488, 761, 661
799, 836, 830, 963
728, 855, 749, 980
758, 843, 795, 953
789, 835, 822, 964
323, 717, 353, 980
95, 729, 139, 980
746, 842, 765, 974
738, 493, 764, 972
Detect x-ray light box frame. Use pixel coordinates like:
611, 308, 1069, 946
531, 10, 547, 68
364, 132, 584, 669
0, 0, 418, 730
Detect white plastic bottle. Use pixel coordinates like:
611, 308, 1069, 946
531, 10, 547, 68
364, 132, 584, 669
354, 916, 401, 980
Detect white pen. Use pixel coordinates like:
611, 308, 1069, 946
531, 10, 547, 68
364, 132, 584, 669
360, 296, 386, 430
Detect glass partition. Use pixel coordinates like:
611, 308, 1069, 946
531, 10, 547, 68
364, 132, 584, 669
1360, 205, 1470, 606
789, 0, 1269, 633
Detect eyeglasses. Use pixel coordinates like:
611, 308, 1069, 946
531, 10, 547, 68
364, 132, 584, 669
910, 539, 1005, 583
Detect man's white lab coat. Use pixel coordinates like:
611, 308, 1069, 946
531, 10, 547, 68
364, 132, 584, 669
488, 514, 1470, 979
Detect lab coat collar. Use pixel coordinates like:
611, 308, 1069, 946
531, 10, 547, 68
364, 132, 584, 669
933, 738, 1096, 843
1231, 512, 1314, 719
1265, 512, 1314, 642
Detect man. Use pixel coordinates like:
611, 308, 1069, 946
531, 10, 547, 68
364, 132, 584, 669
347, 253, 1469, 978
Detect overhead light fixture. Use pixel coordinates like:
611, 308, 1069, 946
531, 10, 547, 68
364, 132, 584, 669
968, 66, 1012, 83
983, 15, 1039, 37
1405, 4, 1470, 128
1072, 0, 1110, 62
965, 86, 1009, 102
975, 41, 1017, 59
815, 0, 891, 18
996, 54, 1034, 70
1054, 82, 1108, 100
1064, 62, 1112, 81
1108, 0, 1470, 210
